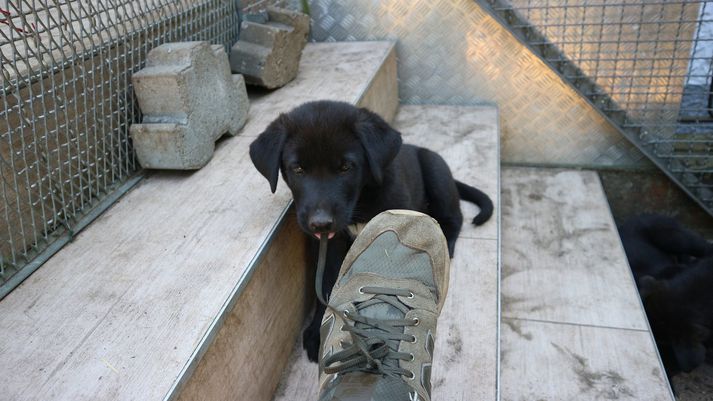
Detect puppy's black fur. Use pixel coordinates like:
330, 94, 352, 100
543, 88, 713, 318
637, 256, 713, 379
250, 100, 493, 361
619, 213, 713, 281
619, 214, 713, 381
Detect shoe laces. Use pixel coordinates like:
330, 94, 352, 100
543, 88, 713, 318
316, 236, 419, 379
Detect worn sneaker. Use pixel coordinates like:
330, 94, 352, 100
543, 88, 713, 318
317, 210, 450, 401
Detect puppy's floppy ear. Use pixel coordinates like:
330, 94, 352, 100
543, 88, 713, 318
250, 115, 288, 193
354, 108, 402, 184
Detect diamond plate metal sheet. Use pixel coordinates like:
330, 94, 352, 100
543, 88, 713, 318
306, 0, 690, 167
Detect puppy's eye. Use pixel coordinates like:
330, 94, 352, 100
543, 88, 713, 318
339, 162, 352, 173
292, 165, 304, 174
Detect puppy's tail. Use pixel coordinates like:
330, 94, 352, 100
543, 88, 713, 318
456, 180, 493, 226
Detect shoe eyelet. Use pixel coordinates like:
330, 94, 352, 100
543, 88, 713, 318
343, 310, 350, 317
409, 335, 417, 344
412, 317, 420, 326
405, 371, 415, 380
407, 292, 414, 299
358, 286, 365, 294
408, 353, 415, 361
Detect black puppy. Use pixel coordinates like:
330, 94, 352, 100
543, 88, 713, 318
637, 256, 713, 379
619, 214, 713, 380
250, 100, 493, 361
619, 213, 713, 281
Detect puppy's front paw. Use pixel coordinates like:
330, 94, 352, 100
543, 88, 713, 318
303, 326, 320, 363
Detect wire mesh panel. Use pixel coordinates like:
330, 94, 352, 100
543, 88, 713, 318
0, 0, 239, 292
480, 0, 713, 215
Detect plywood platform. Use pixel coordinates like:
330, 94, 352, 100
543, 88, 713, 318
0, 41, 397, 401
499, 167, 673, 400
273, 105, 501, 401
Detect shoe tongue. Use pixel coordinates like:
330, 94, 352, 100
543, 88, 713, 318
358, 301, 403, 320
356, 298, 405, 355
344, 231, 436, 293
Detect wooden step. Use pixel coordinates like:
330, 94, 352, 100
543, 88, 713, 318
272, 105, 501, 400
0, 41, 397, 401
499, 167, 674, 400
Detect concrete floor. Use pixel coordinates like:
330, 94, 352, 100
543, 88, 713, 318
674, 363, 713, 401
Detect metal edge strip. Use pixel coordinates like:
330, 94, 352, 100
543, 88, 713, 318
162, 202, 293, 401
495, 106, 502, 401
501, 160, 658, 172
162, 40, 399, 401
595, 172, 677, 400
0, 173, 145, 300
355, 41, 398, 108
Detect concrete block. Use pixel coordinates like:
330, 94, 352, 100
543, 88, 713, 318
130, 42, 249, 170
230, 7, 310, 89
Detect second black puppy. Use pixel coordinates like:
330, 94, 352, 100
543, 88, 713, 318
636, 256, 713, 379
619, 213, 713, 281
619, 214, 713, 382
250, 100, 493, 361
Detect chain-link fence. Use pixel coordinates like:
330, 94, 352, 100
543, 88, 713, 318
0, 0, 240, 296
480, 0, 713, 214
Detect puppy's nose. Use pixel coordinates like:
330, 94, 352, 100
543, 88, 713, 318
308, 211, 334, 232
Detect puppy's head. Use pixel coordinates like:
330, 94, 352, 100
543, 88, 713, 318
249, 100, 402, 238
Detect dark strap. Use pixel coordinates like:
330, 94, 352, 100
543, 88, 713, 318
315, 235, 329, 306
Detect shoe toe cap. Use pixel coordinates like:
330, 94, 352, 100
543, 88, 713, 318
318, 372, 418, 401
